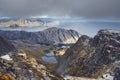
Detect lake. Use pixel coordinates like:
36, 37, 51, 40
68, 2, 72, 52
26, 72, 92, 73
42, 51, 57, 63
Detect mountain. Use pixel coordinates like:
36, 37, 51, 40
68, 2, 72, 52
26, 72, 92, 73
57, 29, 120, 79
0, 27, 80, 45
0, 36, 16, 56
0, 19, 45, 27
0, 18, 60, 27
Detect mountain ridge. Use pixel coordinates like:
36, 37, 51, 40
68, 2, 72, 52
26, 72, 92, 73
0, 27, 81, 45
57, 29, 120, 79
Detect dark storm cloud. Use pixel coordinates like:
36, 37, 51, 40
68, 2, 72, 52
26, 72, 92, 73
0, 0, 120, 19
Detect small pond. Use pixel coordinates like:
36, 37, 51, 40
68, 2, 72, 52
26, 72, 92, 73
42, 51, 57, 63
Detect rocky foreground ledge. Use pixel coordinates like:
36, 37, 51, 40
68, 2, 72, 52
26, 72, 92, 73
0, 51, 64, 80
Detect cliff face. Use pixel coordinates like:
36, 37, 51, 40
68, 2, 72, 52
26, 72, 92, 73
57, 29, 120, 78
0, 27, 80, 45
0, 36, 16, 56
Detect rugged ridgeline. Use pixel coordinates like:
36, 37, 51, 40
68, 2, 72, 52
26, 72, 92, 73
0, 36, 16, 56
57, 30, 120, 78
0, 27, 80, 45
0, 36, 63, 80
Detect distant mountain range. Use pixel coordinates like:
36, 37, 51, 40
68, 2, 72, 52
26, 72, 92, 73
0, 27, 80, 45
0, 18, 60, 27
1, 17, 120, 37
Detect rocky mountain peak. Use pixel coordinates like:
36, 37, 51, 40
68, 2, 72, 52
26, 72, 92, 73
90, 30, 120, 66
76, 35, 90, 44
44, 27, 59, 31
57, 29, 120, 78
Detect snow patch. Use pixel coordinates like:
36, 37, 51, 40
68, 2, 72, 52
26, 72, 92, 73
1, 54, 12, 61
102, 74, 113, 80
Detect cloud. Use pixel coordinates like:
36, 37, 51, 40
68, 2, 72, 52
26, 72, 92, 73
0, 0, 120, 19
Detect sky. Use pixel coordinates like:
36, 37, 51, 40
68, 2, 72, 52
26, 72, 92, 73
0, 0, 120, 21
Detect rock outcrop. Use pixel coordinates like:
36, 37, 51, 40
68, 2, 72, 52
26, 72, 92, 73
0, 50, 64, 80
57, 29, 120, 78
0, 27, 80, 45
